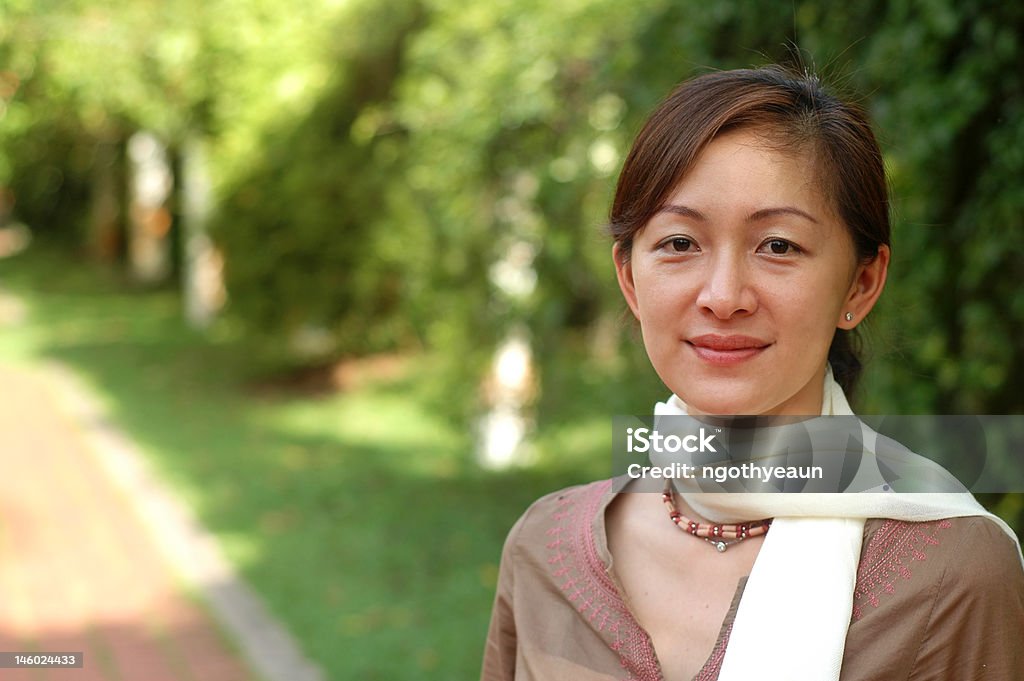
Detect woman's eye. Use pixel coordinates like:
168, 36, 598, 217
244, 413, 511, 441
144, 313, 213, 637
761, 238, 799, 255
669, 237, 692, 252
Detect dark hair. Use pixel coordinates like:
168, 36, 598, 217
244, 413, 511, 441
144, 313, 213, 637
609, 65, 890, 395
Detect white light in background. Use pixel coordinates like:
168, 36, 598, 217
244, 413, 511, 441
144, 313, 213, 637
478, 329, 535, 470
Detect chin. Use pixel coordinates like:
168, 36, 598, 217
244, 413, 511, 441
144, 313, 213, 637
672, 388, 764, 416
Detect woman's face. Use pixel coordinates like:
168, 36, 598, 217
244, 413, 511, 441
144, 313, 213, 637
615, 128, 888, 415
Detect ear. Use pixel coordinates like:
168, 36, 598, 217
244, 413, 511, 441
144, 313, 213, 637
839, 245, 890, 328
613, 242, 641, 320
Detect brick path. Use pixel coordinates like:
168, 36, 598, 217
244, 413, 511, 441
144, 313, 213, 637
0, 364, 255, 681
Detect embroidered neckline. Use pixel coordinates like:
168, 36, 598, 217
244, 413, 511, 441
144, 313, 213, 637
546, 480, 662, 680
544, 483, 951, 680
546, 481, 739, 681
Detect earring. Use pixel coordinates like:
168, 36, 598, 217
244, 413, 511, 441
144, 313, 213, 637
845, 312, 854, 322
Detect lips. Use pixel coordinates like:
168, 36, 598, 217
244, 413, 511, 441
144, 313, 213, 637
687, 334, 771, 366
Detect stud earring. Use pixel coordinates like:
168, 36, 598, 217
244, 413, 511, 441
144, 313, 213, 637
845, 312, 854, 322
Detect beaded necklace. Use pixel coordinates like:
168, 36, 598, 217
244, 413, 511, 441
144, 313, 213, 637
661, 483, 772, 552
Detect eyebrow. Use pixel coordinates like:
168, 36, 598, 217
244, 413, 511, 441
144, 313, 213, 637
658, 205, 708, 221
748, 206, 820, 224
658, 204, 819, 225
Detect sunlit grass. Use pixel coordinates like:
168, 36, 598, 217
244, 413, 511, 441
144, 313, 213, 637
0, 245, 597, 680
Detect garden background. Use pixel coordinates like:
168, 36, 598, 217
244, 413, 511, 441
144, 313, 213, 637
1, 0, 1022, 679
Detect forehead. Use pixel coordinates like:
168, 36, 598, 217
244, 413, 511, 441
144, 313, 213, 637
665, 128, 826, 210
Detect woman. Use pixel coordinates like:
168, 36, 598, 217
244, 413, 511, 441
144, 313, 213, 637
481, 66, 1024, 680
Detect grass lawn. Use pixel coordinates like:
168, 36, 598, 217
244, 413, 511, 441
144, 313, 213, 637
0, 244, 617, 680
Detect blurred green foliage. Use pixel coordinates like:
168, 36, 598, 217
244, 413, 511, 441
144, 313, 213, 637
1, 0, 1022, 418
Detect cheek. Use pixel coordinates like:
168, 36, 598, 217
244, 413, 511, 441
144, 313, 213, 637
633, 270, 692, 325
796, 264, 852, 313
781, 276, 846, 348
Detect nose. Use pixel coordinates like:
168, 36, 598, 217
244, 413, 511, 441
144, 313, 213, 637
695, 253, 757, 319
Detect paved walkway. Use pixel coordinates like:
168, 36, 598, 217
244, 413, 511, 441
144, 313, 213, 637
0, 364, 255, 681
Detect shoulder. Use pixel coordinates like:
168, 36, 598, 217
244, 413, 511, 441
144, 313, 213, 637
496, 479, 614, 575
847, 516, 1024, 679
887, 515, 1022, 587
854, 515, 1023, 620
922, 515, 1024, 604
904, 517, 1024, 676
502, 479, 613, 551
861, 515, 1022, 583
941, 515, 1022, 570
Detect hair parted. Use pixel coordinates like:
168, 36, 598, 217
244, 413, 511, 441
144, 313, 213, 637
609, 65, 890, 395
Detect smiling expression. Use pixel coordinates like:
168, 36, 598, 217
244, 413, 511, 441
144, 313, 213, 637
615, 128, 888, 416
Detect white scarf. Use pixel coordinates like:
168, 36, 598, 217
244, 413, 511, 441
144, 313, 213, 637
653, 368, 1023, 681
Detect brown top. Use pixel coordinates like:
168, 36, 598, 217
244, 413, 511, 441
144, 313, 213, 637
481, 479, 1024, 681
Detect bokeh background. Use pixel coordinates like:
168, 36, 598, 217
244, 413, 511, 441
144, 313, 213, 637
1, 0, 1021, 679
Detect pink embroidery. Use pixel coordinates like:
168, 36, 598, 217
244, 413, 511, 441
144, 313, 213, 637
851, 519, 951, 621
545, 481, 663, 681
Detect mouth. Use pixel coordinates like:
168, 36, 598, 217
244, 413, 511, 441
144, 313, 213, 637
686, 334, 771, 366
